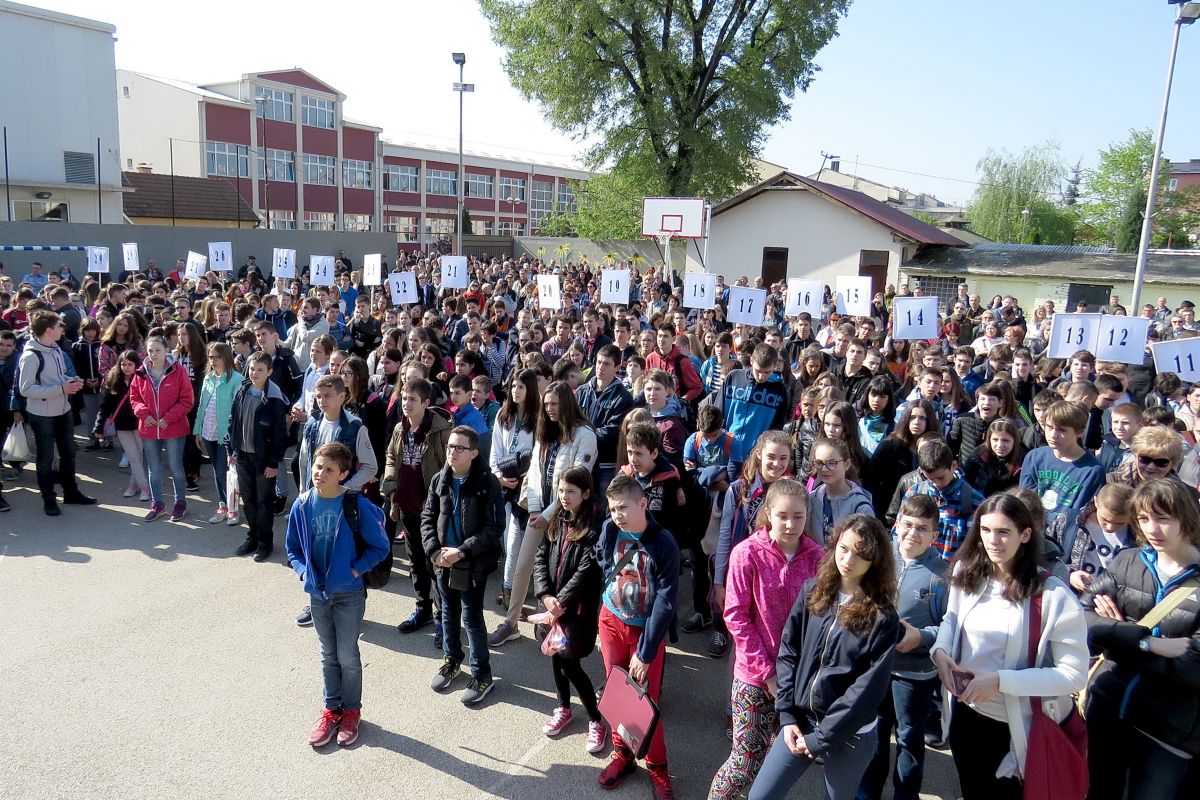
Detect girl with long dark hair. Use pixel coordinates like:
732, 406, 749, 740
95, 350, 149, 500
491, 369, 540, 607
867, 399, 938, 517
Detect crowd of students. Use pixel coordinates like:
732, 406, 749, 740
6, 255, 1200, 800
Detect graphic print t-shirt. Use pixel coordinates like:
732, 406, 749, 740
310, 493, 343, 580
1018, 447, 1106, 516
603, 531, 655, 627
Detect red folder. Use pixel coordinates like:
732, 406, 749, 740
598, 665, 661, 759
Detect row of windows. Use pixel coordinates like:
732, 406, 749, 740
257, 210, 374, 232
252, 87, 338, 129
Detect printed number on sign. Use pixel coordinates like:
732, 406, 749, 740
1065, 327, 1086, 346
739, 297, 755, 314
1174, 353, 1196, 374
447, 263, 459, 278
1107, 328, 1129, 347
906, 310, 924, 327
693, 282, 706, 297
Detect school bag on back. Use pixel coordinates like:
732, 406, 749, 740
342, 490, 394, 589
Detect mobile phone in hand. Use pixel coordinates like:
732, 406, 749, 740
951, 670, 974, 696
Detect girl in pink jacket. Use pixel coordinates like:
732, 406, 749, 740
708, 478, 824, 800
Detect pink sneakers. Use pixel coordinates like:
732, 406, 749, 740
336, 709, 361, 746
542, 706, 573, 737
586, 719, 609, 753
308, 708, 342, 747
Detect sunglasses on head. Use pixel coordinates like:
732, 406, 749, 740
1138, 455, 1171, 469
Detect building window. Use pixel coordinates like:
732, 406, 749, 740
499, 176, 526, 201
470, 219, 493, 235
466, 173, 494, 199
14, 201, 69, 222
530, 179, 553, 228
902, 274, 960, 313
497, 221, 526, 236
206, 141, 249, 178
344, 213, 372, 232
258, 148, 295, 182
255, 86, 294, 122
343, 159, 373, 190
385, 214, 419, 242
303, 154, 336, 186
304, 211, 336, 231
264, 209, 296, 230
1168, 178, 1179, 191
383, 165, 419, 192
426, 168, 457, 196
558, 182, 577, 213
426, 217, 455, 236
301, 96, 336, 129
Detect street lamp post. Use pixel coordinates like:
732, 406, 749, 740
505, 195, 516, 236
452, 52, 473, 256
1131, 1, 1199, 309
255, 95, 271, 229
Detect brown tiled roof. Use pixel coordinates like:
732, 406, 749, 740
714, 172, 967, 247
121, 171, 259, 223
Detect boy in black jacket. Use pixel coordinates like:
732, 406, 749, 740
228, 351, 290, 561
423, 425, 504, 706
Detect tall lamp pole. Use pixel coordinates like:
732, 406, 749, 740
452, 52, 473, 256
255, 95, 271, 229
1131, 1, 1199, 309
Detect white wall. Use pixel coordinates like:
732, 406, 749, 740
687, 186, 904, 285
115, 70, 204, 178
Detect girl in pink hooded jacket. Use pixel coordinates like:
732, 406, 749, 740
708, 478, 824, 799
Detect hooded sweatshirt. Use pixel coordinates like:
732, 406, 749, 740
718, 367, 789, 454
649, 394, 687, 464
724, 527, 823, 688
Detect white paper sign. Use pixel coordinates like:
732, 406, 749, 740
537, 274, 562, 310
892, 296, 940, 340
727, 286, 768, 326
1094, 316, 1151, 365
835, 276, 872, 316
600, 269, 630, 305
185, 251, 207, 280
1152, 338, 1200, 383
388, 271, 418, 305
85, 246, 109, 274
784, 279, 823, 318
363, 254, 383, 286
121, 243, 139, 273
682, 272, 717, 310
272, 248, 296, 279
310, 255, 336, 286
441, 256, 468, 289
207, 242, 232, 272
1047, 313, 1101, 359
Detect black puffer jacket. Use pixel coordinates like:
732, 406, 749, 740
1082, 546, 1200, 755
420, 459, 504, 585
533, 516, 602, 659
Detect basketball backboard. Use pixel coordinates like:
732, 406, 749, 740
641, 197, 707, 239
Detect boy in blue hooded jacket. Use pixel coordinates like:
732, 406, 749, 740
286, 442, 389, 749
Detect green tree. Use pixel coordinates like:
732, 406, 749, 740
1156, 184, 1200, 249
1114, 186, 1145, 253
460, 205, 473, 236
479, 0, 852, 236
1062, 159, 1082, 206
1078, 129, 1172, 248
968, 142, 1075, 244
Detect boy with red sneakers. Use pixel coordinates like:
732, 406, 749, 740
596, 474, 680, 799
286, 442, 390, 747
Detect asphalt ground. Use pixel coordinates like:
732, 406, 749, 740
0, 445, 961, 800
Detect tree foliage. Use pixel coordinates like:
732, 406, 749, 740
479, 0, 851, 237
1078, 129, 1158, 248
968, 143, 1075, 244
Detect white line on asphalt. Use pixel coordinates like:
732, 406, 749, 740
474, 735, 551, 799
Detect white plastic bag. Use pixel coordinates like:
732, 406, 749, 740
226, 467, 240, 510
3, 422, 35, 463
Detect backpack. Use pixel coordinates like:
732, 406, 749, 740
343, 490, 394, 589
11, 348, 45, 409
690, 431, 734, 465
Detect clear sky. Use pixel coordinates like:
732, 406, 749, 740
34, 0, 1200, 205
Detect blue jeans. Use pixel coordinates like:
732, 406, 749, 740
202, 438, 228, 505
310, 589, 367, 712
749, 724, 877, 800
856, 675, 939, 800
142, 436, 186, 504
436, 571, 491, 681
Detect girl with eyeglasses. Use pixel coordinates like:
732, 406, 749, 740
806, 438, 874, 545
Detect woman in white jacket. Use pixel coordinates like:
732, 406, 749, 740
488, 379, 597, 647
930, 492, 1089, 800
489, 369, 539, 608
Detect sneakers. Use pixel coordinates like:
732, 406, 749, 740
273, 495, 288, 516
85, 440, 102, 452
208, 505, 227, 524
398, 607, 434, 634
185, 477, 200, 492
542, 706, 573, 737
336, 709, 361, 746
117, 452, 129, 469
225, 510, 241, 526
235, 537, 257, 556
680, 612, 712, 634
169, 500, 187, 522
144, 501, 167, 522
487, 621, 520, 647
253, 544, 273, 562
138, 487, 151, 502
597, 748, 636, 790
431, 657, 461, 691
122, 481, 138, 498
708, 630, 731, 659
296, 606, 313, 626
433, 622, 444, 650
44, 500, 61, 517
586, 719, 609, 754
308, 708, 342, 747
0, 497, 9, 513
647, 764, 676, 800
460, 676, 494, 706
63, 493, 98, 505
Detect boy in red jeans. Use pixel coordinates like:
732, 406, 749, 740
597, 474, 680, 799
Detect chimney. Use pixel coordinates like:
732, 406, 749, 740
830, 160, 840, 173
135, 163, 153, 174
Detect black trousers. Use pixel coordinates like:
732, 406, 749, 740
552, 653, 600, 720
948, 702, 1021, 800
29, 412, 79, 501
401, 510, 438, 617
236, 452, 275, 547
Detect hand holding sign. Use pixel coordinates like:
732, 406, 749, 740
389, 271, 418, 305
600, 269, 630, 305
310, 256, 335, 286
537, 274, 562, 310
185, 251, 207, 280
836, 276, 872, 317
86, 246, 110, 274
363, 254, 383, 286
785, 279, 822, 318
441, 256, 468, 289
683, 272, 717, 310
121, 243, 139, 273
208, 242, 232, 272
272, 248, 296, 279
892, 297, 940, 339
727, 286, 767, 326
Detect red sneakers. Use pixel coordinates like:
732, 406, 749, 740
647, 763, 675, 800
597, 747, 636, 790
308, 708, 342, 747
336, 709, 361, 746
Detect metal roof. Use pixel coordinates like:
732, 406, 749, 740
905, 244, 1200, 287
971, 242, 1113, 254
122, 171, 259, 223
